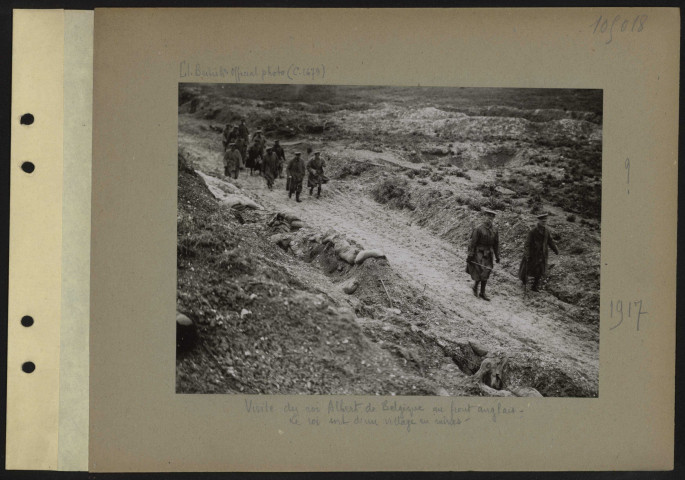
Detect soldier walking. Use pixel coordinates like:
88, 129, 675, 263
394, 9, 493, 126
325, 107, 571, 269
238, 118, 249, 142
307, 151, 326, 197
286, 152, 306, 202
263, 147, 278, 190
466, 208, 500, 301
245, 140, 263, 176
223, 143, 242, 180
518, 213, 559, 292
273, 140, 286, 178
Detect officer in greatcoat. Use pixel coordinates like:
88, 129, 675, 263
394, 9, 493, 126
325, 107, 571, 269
518, 213, 559, 292
223, 142, 242, 180
307, 151, 326, 197
286, 152, 306, 202
466, 208, 500, 301
262, 147, 279, 190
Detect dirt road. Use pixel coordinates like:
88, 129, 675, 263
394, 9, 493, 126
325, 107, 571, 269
179, 115, 598, 394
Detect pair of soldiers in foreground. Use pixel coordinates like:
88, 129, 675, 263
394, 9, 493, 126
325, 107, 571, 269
285, 150, 326, 202
466, 209, 559, 301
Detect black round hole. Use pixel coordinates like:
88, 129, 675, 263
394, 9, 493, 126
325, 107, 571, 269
20, 113, 34, 125
22, 362, 35, 373
21, 315, 34, 327
21, 162, 35, 174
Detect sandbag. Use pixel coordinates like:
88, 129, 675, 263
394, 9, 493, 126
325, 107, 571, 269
283, 212, 301, 223
322, 233, 337, 244
269, 233, 292, 250
333, 239, 352, 255
220, 194, 262, 210
354, 249, 386, 265
290, 220, 305, 230
342, 278, 359, 294
338, 246, 359, 265
509, 386, 543, 398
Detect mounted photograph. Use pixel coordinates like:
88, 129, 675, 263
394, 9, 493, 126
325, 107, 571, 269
175, 83, 602, 397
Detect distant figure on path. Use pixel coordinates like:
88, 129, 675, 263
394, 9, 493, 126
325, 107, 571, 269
238, 119, 249, 142
221, 124, 232, 150
263, 147, 279, 190
466, 208, 500, 301
286, 152, 306, 202
518, 213, 559, 292
307, 151, 326, 198
223, 143, 242, 180
246, 140, 263, 176
235, 136, 247, 165
273, 140, 286, 178
224, 125, 240, 151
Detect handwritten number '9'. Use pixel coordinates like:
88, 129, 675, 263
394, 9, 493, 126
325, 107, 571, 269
625, 158, 630, 194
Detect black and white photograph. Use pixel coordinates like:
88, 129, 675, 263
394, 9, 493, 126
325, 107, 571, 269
176, 84, 602, 397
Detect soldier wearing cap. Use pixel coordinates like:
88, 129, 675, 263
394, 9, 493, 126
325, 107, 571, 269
263, 146, 279, 190
307, 151, 326, 198
223, 142, 242, 180
273, 140, 286, 178
518, 213, 559, 292
466, 208, 500, 301
238, 119, 249, 142
251, 129, 267, 151
246, 139, 263, 176
286, 152, 306, 202
223, 124, 239, 151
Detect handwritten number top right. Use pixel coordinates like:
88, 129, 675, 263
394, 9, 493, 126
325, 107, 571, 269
591, 15, 647, 45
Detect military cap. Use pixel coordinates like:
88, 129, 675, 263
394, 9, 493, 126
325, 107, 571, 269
314, 151, 321, 155
294, 152, 302, 156
482, 208, 497, 216
229, 142, 237, 146
536, 213, 549, 219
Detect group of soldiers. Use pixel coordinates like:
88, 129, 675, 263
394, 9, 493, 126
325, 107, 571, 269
221, 120, 327, 202
466, 209, 559, 300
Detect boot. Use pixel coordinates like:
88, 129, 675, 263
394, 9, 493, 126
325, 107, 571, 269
479, 281, 490, 301
472, 281, 479, 297
288, 190, 292, 199
309, 187, 314, 196
531, 277, 540, 292
317, 186, 321, 198
296, 192, 302, 203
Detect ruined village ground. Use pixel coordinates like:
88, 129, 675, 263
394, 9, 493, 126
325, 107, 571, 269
176, 84, 602, 397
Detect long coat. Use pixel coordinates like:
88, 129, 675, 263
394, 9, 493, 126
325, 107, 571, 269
238, 123, 249, 141
286, 156, 306, 182
223, 149, 242, 174
466, 222, 500, 281
519, 225, 559, 280
307, 156, 326, 188
263, 151, 279, 183
245, 143, 263, 169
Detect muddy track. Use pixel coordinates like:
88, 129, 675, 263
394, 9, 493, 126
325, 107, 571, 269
179, 117, 598, 394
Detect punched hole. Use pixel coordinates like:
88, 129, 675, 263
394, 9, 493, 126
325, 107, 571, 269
22, 362, 35, 374
21, 162, 35, 174
20, 113, 34, 125
21, 315, 34, 327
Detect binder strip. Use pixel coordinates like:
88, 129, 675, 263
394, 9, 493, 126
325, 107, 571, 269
7, 10, 65, 470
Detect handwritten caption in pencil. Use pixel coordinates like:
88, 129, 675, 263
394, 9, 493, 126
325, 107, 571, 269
590, 14, 648, 45
179, 61, 326, 82
244, 398, 525, 432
